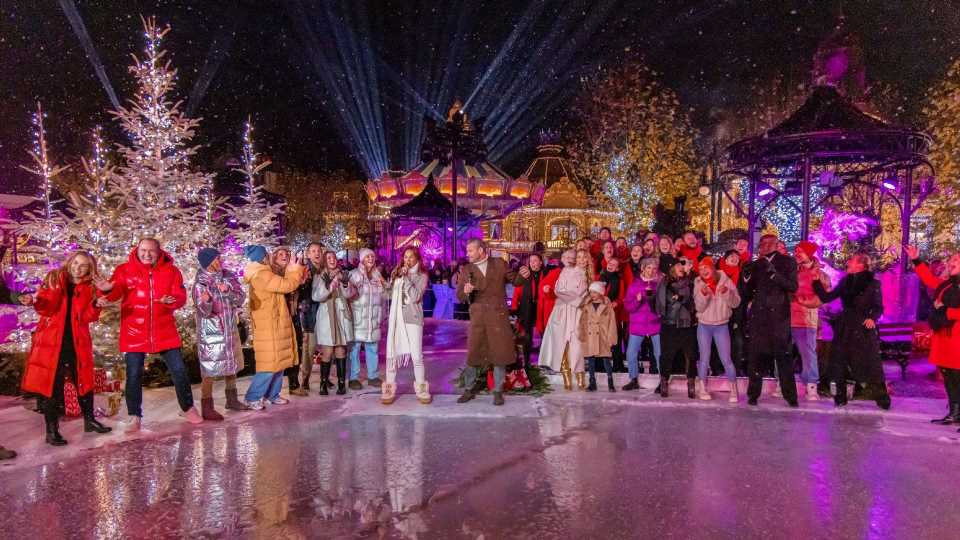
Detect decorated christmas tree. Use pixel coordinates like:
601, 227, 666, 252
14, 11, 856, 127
222, 117, 284, 270
923, 57, 960, 253
569, 61, 702, 231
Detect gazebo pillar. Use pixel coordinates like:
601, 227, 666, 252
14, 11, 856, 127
900, 167, 914, 273
800, 156, 813, 240
747, 168, 759, 254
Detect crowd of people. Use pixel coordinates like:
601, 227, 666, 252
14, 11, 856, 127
0, 227, 958, 461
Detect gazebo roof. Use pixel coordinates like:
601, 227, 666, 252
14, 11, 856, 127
766, 85, 889, 137
726, 85, 931, 168
390, 175, 469, 220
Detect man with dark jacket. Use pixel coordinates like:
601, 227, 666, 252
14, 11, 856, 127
741, 234, 800, 406
509, 253, 546, 369
297, 242, 324, 390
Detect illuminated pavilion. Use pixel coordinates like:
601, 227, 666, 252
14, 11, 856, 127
486, 137, 620, 256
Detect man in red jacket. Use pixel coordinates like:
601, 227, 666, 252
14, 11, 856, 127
99, 238, 202, 431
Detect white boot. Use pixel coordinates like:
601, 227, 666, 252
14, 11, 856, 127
728, 380, 739, 403
772, 384, 782, 398
415, 382, 432, 404
697, 378, 712, 400
806, 383, 819, 401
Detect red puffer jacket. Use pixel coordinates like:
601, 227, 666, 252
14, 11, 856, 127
105, 248, 187, 353
915, 262, 960, 369
21, 273, 101, 397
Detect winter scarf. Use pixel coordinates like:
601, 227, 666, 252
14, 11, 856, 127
386, 265, 417, 368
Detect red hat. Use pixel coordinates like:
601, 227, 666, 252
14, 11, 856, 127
795, 240, 819, 259
699, 256, 715, 269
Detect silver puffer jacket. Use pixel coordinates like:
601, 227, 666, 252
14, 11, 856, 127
312, 269, 356, 347
348, 267, 385, 343
192, 268, 246, 378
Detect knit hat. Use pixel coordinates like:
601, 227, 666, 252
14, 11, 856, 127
588, 281, 606, 295
358, 248, 375, 264
795, 240, 819, 259
699, 256, 716, 269
197, 247, 220, 270
244, 244, 267, 262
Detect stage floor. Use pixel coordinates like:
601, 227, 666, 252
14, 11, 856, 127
1, 320, 958, 539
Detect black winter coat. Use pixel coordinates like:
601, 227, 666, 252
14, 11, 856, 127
813, 271, 885, 384
741, 252, 798, 353
297, 261, 321, 331
656, 276, 696, 328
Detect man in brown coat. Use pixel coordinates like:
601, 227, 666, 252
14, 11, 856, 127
456, 239, 529, 405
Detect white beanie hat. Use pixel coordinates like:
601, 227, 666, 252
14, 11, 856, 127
358, 248, 376, 263
588, 281, 606, 295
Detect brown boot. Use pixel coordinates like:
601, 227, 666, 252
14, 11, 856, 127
225, 388, 250, 411
201, 398, 224, 421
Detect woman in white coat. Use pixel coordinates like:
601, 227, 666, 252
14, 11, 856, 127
312, 251, 356, 395
382, 247, 431, 405
348, 248, 386, 390
539, 249, 589, 390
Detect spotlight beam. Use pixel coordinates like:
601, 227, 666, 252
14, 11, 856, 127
58, 0, 120, 110
186, 6, 245, 117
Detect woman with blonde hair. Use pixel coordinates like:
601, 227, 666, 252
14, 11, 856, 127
540, 249, 589, 389
21, 250, 112, 445
381, 247, 430, 404
313, 250, 356, 395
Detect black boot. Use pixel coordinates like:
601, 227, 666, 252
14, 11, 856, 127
335, 357, 347, 395
834, 380, 848, 407
45, 417, 67, 446
84, 416, 112, 434
586, 359, 597, 392
932, 402, 960, 424
622, 378, 639, 391
318, 361, 331, 396
80, 394, 111, 433
605, 359, 615, 392
659, 376, 670, 398
871, 384, 891, 410
687, 378, 696, 399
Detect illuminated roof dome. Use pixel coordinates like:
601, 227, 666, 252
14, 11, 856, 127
516, 130, 579, 188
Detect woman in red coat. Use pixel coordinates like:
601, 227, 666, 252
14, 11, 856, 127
908, 246, 960, 425
21, 251, 112, 446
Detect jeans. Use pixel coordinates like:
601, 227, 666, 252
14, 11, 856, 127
245, 371, 284, 402
125, 349, 194, 417
791, 327, 819, 384
697, 323, 736, 382
349, 341, 380, 381
463, 365, 505, 392
626, 334, 660, 379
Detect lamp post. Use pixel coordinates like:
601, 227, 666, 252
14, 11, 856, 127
420, 102, 488, 263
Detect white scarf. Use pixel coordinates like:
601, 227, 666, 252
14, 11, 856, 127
386, 265, 417, 368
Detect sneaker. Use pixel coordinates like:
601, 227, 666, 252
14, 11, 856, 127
125, 416, 142, 433
622, 378, 640, 391
182, 407, 204, 424
367, 377, 383, 388
805, 383, 819, 401
0, 446, 16, 460
290, 387, 309, 397
245, 399, 266, 411
269, 397, 290, 405
348, 380, 363, 391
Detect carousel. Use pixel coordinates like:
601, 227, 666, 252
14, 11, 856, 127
487, 134, 620, 257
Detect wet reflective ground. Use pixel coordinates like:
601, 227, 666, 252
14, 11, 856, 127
2, 320, 959, 539
3, 394, 960, 539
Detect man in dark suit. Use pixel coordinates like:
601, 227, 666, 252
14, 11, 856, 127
741, 234, 800, 406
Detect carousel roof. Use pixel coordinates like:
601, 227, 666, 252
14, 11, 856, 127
726, 85, 931, 168
390, 175, 470, 220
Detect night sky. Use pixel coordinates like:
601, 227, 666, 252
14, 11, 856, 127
2, 0, 958, 192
